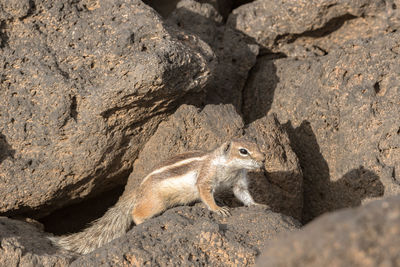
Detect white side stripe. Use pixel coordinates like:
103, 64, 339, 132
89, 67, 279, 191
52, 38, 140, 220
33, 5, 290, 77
141, 156, 206, 184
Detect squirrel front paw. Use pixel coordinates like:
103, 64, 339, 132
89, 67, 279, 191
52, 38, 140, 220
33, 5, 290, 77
214, 206, 231, 217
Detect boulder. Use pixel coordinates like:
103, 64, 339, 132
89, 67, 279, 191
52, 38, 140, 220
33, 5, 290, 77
0, 0, 214, 216
228, 0, 392, 57
256, 196, 400, 267
168, 0, 259, 111
72, 205, 300, 266
144, 0, 234, 19
246, 114, 303, 221
0, 217, 70, 266
244, 32, 399, 221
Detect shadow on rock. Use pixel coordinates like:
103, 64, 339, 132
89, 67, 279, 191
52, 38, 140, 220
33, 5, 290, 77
167, 2, 282, 119
0, 132, 15, 164
284, 120, 384, 223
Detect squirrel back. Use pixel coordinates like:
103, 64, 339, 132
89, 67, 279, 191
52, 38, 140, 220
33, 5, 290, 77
49, 139, 265, 254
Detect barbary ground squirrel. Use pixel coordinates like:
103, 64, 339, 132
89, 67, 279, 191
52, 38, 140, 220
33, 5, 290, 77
50, 139, 265, 254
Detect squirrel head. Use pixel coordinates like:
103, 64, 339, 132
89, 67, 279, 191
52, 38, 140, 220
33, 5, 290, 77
220, 139, 265, 171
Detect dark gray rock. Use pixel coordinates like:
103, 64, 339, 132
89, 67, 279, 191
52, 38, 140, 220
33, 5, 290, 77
168, 0, 259, 111
228, 0, 391, 56
246, 113, 303, 221
244, 32, 400, 222
256, 196, 400, 267
72, 205, 300, 266
0, 0, 214, 216
144, 0, 234, 19
0, 217, 71, 266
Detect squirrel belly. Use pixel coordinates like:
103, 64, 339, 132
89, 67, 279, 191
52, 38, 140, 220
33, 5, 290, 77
50, 139, 265, 254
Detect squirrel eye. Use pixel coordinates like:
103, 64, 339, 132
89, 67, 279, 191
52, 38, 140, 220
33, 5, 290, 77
239, 148, 248, 155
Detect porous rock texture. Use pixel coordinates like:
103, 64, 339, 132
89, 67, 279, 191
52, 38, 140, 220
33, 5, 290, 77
125, 104, 303, 220
168, 0, 259, 111
256, 196, 400, 267
72, 205, 300, 266
244, 32, 400, 222
0, 216, 70, 266
228, 0, 393, 55
1, 0, 400, 265
0, 0, 214, 216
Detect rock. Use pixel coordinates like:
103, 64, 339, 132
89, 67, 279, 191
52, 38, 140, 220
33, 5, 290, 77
72, 205, 300, 266
244, 32, 399, 222
256, 196, 400, 267
144, 0, 234, 19
0, 0, 214, 216
168, 0, 259, 111
228, 0, 390, 56
125, 104, 303, 220
0, 216, 71, 266
246, 114, 303, 221
142, 0, 181, 17
0, 0, 31, 18
196, 0, 233, 19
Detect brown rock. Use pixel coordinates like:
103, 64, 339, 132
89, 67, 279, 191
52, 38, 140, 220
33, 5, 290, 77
0, 0, 214, 216
228, 0, 390, 56
256, 196, 400, 267
168, 0, 259, 111
72, 205, 300, 266
246, 114, 303, 221
0, 217, 71, 266
144, 0, 234, 19
244, 32, 399, 222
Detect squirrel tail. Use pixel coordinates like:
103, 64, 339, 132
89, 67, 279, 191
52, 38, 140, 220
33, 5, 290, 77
49, 197, 136, 255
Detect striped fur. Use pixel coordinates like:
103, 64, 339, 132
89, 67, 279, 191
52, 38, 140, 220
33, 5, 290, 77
50, 139, 265, 254
49, 197, 136, 255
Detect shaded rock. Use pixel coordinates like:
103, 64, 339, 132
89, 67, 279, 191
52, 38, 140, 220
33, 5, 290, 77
144, 0, 234, 19
142, 0, 181, 17
196, 0, 233, 19
72, 205, 300, 266
0, 0, 214, 216
244, 32, 399, 221
0, 216, 70, 266
125, 104, 303, 220
246, 114, 303, 221
256, 196, 400, 267
228, 0, 390, 56
168, 0, 259, 111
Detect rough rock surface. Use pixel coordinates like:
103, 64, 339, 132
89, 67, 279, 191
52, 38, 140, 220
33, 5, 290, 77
1, 0, 399, 265
0, 0, 214, 216
125, 104, 303, 220
246, 114, 303, 220
144, 0, 235, 19
228, 0, 394, 56
168, 0, 259, 111
244, 32, 400, 222
256, 196, 400, 267
0, 216, 70, 266
72, 205, 300, 266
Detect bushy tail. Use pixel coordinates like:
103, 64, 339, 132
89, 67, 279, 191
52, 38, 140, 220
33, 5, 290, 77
49, 197, 136, 255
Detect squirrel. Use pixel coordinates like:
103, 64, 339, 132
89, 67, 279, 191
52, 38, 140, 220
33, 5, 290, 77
50, 139, 265, 254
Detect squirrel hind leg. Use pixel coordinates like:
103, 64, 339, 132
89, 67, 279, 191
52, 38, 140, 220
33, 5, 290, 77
132, 196, 165, 225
